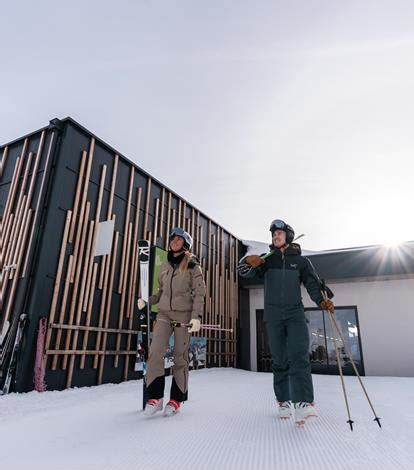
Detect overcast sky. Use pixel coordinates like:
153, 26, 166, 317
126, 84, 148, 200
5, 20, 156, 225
1, 1, 414, 250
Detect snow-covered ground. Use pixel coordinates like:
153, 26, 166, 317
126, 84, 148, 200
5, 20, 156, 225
1, 369, 413, 470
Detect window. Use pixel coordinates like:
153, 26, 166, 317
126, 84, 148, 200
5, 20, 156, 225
305, 306, 364, 376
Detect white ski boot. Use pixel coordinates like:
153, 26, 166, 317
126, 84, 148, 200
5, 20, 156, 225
277, 401, 292, 419
164, 399, 180, 417
294, 402, 318, 426
144, 398, 163, 416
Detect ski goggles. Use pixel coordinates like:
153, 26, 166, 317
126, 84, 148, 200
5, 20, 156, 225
169, 227, 188, 239
269, 219, 288, 232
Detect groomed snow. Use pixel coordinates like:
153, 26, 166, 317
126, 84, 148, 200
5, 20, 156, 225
1, 369, 413, 470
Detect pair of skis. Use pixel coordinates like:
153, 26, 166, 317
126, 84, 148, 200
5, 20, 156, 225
136, 240, 151, 409
0, 314, 27, 395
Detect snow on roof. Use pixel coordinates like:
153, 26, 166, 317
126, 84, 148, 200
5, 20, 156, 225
1, 368, 412, 469
241, 239, 316, 257
241, 239, 414, 257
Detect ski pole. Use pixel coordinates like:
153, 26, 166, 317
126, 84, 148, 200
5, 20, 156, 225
324, 300, 355, 431
198, 326, 234, 332
168, 320, 233, 333
321, 286, 381, 429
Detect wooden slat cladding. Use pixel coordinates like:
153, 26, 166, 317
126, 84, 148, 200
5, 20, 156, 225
1, 118, 239, 392
0, 132, 48, 323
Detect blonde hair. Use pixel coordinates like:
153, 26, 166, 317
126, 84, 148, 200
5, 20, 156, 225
179, 251, 193, 272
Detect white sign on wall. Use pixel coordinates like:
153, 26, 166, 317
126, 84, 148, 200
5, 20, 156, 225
94, 220, 115, 257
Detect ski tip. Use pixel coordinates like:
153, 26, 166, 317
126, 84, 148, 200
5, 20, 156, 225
374, 417, 382, 428
347, 419, 354, 431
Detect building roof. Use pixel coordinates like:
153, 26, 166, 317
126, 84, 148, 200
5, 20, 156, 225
240, 240, 414, 284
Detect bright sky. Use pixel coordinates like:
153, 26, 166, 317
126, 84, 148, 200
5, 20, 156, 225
1, 1, 414, 250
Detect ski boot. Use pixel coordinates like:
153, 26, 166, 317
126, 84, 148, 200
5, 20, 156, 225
164, 399, 180, 417
277, 401, 292, 419
144, 398, 163, 416
294, 402, 318, 426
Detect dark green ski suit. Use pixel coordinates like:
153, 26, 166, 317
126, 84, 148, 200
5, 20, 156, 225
241, 244, 325, 403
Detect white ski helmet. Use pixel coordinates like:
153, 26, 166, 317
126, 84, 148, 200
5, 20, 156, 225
169, 227, 193, 251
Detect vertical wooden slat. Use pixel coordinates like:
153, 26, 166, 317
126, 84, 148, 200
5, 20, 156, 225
198, 215, 202, 260
1, 170, 35, 304
66, 217, 96, 381
207, 220, 211, 363
127, 188, 142, 319
212, 231, 216, 365
143, 177, 152, 238
98, 154, 118, 290
0, 156, 24, 272
44, 211, 72, 354
92, 215, 116, 367
191, 208, 195, 241
82, 165, 107, 311
71, 139, 95, 282
123, 189, 143, 381
94, 229, 118, 369
6, 152, 33, 256
97, 231, 119, 381
51, 255, 74, 370
92, 234, 113, 368
62, 202, 91, 369
2, 137, 28, 237
234, 239, 239, 366
114, 221, 132, 367
221, 228, 225, 366
3, 209, 33, 323
1, 193, 27, 301
21, 131, 55, 279
153, 198, 160, 245
171, 209, 176, 232
6, 131, 45, 279
182, 201, 186, 228
165, 192, 172, 250
68, 151, 87, 243
107, 154, 119, 217
0, 213, 14, 288
177, 200, 182, 229
118, 167, 134, 293
159, 188, 165, 238
2, 154, 22, 224
0, 157, 21, 257
80, 262, 98, 369
3, 194, 27, 282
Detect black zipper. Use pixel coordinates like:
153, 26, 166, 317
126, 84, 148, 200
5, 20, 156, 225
170, 266, 176, 310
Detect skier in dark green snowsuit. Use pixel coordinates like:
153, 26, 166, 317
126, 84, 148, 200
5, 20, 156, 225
238, 219, 334, 423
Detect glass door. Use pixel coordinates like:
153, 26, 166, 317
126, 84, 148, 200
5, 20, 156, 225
305, 306, 364, 376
